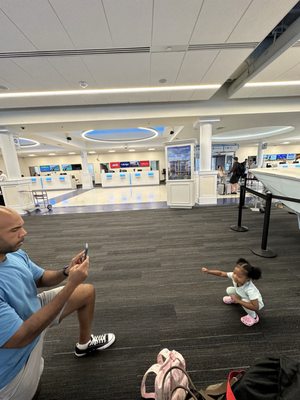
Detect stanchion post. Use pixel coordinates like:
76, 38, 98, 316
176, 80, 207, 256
251, 191, 277, 258
230, 185, 248, 232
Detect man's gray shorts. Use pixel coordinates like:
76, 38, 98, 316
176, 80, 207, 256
0, 286, 64, 400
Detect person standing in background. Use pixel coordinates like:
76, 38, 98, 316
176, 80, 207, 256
229, 157, 240, 194
0, 170, 7, 182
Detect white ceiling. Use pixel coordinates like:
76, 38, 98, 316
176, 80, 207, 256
0, 0, 299, 156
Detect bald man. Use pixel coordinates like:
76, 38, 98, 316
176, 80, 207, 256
0, 206, 115, 400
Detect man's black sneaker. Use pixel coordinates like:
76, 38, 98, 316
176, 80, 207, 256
74, 333, 115, 357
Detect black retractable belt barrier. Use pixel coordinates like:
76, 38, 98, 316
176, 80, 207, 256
230, 185, 248, 232
250, 192, 277, 258
230, 183, 276, 258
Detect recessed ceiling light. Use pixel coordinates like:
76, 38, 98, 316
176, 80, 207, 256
128, 149, 135, 152
88, 151, 96, 154
28, 154, 36, 157
245, 80, 300, 87
148, 148, 155, 151
0, 84, 221, 98
68, 152, 76, 155
0, 128, 8, 132
280, 141, 290, 144
48, 153, 56, 156
199, 118, 221, 123
108, 150, 115, 153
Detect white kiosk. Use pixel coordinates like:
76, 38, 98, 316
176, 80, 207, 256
165, 142, 195, 209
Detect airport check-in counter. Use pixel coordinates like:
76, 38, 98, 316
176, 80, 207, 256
30, 175, 77, 190
101, 171, 159, 187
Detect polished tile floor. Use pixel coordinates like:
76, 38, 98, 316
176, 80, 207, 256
28, 184, 246, 215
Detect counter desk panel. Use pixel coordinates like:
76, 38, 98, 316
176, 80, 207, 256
102, 171, 159, 187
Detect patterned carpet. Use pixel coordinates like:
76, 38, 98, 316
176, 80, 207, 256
21, 205, 300, 399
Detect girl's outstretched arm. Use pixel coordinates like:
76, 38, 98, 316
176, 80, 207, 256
201, 267, 228, 277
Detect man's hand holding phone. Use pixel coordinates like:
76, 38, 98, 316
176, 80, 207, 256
63, 243, 89, 277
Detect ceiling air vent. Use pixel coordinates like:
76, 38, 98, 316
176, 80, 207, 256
0, 46, 150, 59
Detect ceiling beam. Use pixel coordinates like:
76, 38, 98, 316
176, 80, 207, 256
227, 16, 300, 98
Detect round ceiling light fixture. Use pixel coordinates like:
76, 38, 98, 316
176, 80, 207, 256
82, 126, 164, 143
19, 137, 40, 147
212, 126, 294, 141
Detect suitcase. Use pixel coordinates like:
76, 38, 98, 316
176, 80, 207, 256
226, 183, 232, 195
217, 183, 225, 195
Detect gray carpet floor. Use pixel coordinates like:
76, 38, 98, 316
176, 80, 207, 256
21, 204, 300, 399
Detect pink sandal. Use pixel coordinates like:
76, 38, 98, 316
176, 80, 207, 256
241, 314, 259, 326
223, 296, 236, 304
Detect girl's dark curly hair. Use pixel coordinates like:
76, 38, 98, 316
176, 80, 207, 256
236, 258, 262, 280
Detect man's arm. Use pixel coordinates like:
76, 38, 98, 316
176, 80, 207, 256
36, 269, 67, 288
36, 249, 86, 288
3, 258, 89, 349
201, 267, 228, 277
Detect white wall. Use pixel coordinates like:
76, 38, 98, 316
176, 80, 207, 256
0, 150, 166, 184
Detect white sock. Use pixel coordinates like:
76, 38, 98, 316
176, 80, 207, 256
76, 338, 91, 349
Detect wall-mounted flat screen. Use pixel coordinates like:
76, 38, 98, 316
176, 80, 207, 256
71, 164, 82, 170
62, 164, 72, 171
50, 164, 60, 171
40, 165, 51, 172
267, 154, 277, 161
287, 153, 296, 160
276, 154, 287, 160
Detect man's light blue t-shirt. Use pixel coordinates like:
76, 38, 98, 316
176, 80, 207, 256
0, 250, 44, 389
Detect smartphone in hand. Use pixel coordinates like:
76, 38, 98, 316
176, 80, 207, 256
81, 243, 88, 262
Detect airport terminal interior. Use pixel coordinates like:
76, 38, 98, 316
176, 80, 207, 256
0, 1, 300, 399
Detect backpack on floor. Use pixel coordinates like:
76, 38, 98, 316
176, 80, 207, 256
141, 348, 188, 400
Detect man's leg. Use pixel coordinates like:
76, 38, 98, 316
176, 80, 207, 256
59, 283, 115, 357
0, 333, 45, 400
59, 283, 95, 344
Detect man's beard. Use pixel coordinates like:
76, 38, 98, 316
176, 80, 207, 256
0, 240, 23, 255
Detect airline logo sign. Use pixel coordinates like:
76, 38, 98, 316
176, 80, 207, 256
110, 162, 120, 169
109, 160, 150, 168
139, 160, 150, 167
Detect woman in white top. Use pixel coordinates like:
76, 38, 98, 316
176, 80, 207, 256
217, 165, 226, 184
202, 258, 263, 327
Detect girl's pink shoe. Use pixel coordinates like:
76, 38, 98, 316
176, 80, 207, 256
223, 295, 236, 304
241, 314, 259, 326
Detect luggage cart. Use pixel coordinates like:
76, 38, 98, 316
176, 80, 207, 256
32, 190, 53, 211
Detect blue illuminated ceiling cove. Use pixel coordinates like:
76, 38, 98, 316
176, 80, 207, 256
82, 126, 164, 143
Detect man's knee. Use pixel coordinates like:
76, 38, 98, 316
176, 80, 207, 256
79, 283, 95, 303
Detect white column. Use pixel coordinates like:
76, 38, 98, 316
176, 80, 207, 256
197, 122, 217, 205
0, 133, 35, 213
80, 150, 93, 189
257, 143, 264, 168
0, 133, 21, 178
199, 123, 212, 171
